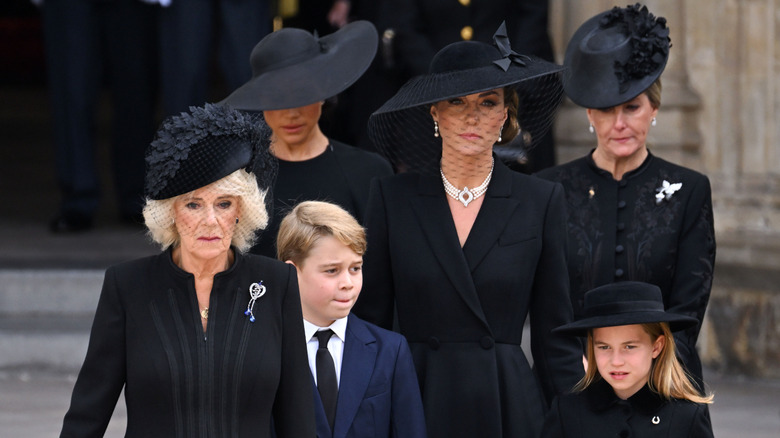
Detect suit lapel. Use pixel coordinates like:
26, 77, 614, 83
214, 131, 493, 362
332, 315, 377, 438
462, 161, 519, 270
410, 175, 491, 331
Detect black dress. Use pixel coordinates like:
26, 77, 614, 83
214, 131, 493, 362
354, 159, 584, 438
60, 249, 315, 438
536, 151, 716, 386
542, 380, 714, 438
251, 140, 393, 258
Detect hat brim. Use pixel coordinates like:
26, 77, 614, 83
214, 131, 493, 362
552, 312, 698, 337
220, 21, 378, 111
374, 58, 564, 115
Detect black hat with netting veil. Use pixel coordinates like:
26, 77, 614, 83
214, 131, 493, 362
552, 282, 698, 337
145, 103, 277, 201
368, 22, 564, 175
220, 20, 378, 111
563, 3, 670, 109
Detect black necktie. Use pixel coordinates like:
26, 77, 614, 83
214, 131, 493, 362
315, 329, 338, 431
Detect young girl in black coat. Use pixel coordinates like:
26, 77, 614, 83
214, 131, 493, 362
542, 282, 714, 438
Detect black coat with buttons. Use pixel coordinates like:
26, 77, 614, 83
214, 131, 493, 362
386, 0, 555, 77
541, 379, 714, 438
354, 159, 584, 438
536, 151, 716, 386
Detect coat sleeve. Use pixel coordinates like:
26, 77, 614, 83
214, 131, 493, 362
353, 178, 396, 329
669, 175, 715, 376
529, 183, 585, 403
539, 396, 565, 438
391, 337, 427, 438
60, 267, 127, 438
272, 264, 316, 437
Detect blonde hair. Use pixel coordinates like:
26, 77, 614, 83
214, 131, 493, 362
574, 322, 713, 404
142, 169, 268, 253
276, 201, 366, 265
644, 78, 662, 109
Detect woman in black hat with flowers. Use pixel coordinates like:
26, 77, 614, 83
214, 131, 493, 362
352, 23, 583, 438
542, 281, 714, 438
536, 4, 715, 390
221, 20, 394, 259
59, 104, 315, 437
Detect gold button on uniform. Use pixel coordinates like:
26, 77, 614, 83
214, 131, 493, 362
460, 26, 473, 41
459, 0, 470, 6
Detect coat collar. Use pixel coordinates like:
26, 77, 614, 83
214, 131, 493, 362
585, 148, 655, 181
587, 378, 666, 414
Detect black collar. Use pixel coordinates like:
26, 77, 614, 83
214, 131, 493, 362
585, 148, 655, 181
586, 379, 667, 414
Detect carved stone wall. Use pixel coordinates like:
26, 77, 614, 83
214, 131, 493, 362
550, 0, 780, 378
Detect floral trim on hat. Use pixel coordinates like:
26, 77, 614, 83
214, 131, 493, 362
145, 103, 259, 199
600, 3, 671, 93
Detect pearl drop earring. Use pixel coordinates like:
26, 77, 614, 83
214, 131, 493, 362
434, 121, 440, 138
651, 117, 657, 126
589, 124, 595, 134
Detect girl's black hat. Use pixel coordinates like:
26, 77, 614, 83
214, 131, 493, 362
553, 281, 698, 337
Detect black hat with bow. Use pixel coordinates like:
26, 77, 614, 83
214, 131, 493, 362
367, 22, 564, 174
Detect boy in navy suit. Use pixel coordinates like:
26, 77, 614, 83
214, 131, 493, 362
277, 201, 427, 438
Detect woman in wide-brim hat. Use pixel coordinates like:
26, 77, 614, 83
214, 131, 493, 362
352, 22, 583, 438
60, 104, 315, 438
536, 3, 716, 390
221, 20, 393, 258
541, 281, 714, 438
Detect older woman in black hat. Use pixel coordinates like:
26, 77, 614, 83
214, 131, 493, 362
352, 23, 583, 438
542, 281, 714, 438
59, 104, 315, 437
221, 21, 394, 259
536, 4, 715, 390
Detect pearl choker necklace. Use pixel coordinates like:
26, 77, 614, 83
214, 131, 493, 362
440, 158, 494, 207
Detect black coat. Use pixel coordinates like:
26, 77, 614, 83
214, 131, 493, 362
536, 152, 715, 386
542, 380, 714, 438
387, 0, 554, 77
60, 250, 315, 438
354, 159, 583, 438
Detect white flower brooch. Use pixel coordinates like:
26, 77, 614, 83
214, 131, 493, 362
244, 281, 266, 322
655, 180, 682, 204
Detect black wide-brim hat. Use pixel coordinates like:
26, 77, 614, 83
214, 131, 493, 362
368, 22, 564, 174
553, 281, 698, 337
144, 103, 276, 201
220, 20, 378, 111
563, 3, 670, 109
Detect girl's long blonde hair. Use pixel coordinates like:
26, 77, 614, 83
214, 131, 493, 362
574, 322, 713, 404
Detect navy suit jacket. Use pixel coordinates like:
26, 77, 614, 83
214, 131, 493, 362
312, 314, 427, 438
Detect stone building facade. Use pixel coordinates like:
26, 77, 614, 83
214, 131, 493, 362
550, 0, 780, 378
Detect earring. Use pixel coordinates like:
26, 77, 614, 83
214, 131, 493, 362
434, 121, 439, 138
235, 217, 239, 224
651, 117, 657, 126
498, 127, 503, 143
588, 124, 595, 134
